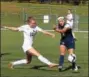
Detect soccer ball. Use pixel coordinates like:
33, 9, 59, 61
68, 54, 76, 62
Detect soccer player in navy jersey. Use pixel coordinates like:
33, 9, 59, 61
53, 17, 79, 72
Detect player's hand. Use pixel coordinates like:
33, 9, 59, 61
53, 27, 56, 30
55, 28, 59, 32
53, 25, 57, 30
51, 34, 55, 38
2, 26, 7, 29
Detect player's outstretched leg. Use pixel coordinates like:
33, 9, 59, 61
8, 52, 32, 69
8, 59, 28, 69
28, 47, 58, 68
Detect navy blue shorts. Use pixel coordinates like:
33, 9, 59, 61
60, 38, 75, 49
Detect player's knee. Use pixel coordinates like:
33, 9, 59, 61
27, 61, 30, 64
26, 59, 32, 64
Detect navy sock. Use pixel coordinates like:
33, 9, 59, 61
59, 55, 64, 67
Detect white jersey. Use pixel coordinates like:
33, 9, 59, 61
18, 24, 42, 52
66, 13, 73, 27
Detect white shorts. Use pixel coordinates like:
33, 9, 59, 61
22, 43, 33, 53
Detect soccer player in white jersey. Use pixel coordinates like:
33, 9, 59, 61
66, 9, 77, 40
3, 17, 58, 69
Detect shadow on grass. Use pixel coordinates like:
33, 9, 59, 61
30, 65, 57, 72
62, 66, 72, 72
30, 65, 72, 71
16, 65, 57, 72
30, 65, 81, 72
0, 53, 11, 57
30, 65, 48, 69
62, 65, 81, 73
15, 65, 81, 73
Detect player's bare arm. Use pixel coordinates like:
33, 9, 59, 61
3, 26, 19, 31
54, 27, 70, 33
40, 30, 55, 38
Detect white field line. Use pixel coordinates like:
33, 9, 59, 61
45, 30, 88, 33
1, 28, 88, 33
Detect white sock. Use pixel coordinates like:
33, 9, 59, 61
38, 55, 52, 65
12, 59, 27, 66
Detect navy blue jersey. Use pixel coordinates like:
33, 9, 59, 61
57, 23, 73, 40
57, 23, 75, 49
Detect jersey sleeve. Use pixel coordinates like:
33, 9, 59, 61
36, 26, 43, 32
65, 24, 72, 29
17, 26, 25, 32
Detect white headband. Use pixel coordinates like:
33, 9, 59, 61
57, 17, 64, 21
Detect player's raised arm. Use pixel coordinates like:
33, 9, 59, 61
3, 26, 24, 32
41, 30, 55, 38
54, 26, 70, 33
3, 26, 19, 31
36, 26, 55, 38
53, 16, 71, 33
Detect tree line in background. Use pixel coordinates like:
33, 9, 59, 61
1, 0, 88, 5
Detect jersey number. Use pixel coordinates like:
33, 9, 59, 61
30, 30, 37, 36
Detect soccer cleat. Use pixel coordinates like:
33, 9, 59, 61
58, 66, 63, 72
48, 63, 58, 68
8, 62, 14, 69
74, 66, 78, 71
72, 65, 79, 72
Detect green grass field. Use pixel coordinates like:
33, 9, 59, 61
1, 31, 88, 77
1, 2, 88, 77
